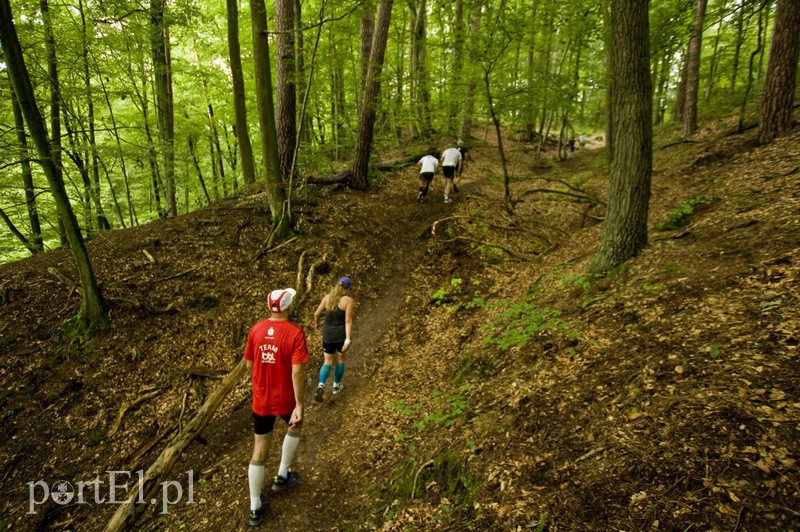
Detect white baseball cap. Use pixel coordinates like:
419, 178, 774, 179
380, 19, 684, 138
267, 288, 296, 313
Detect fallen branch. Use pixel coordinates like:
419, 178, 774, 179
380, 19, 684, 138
154, 267, 198, 283
104, 360, 247, 531
543, 178, 606, 206
108, 387, 168, 437
180, 368, 227, 378
48, 267, 79, 296
659, 139, 700, 149
441, 236, 536, 261
411, 460, 434, 499
514, 188, 599, 207
142, 250, 155, 264
576, 446, 606, 463
253, 235, 299, 261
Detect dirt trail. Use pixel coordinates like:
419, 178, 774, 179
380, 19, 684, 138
150, 161, 484, 531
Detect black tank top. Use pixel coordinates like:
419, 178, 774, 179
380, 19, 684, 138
322, 307, 346, 343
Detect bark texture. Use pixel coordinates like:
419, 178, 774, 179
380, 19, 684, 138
592, 0, 653, 274
758, 0, 800, 144
350, 0, 394, 190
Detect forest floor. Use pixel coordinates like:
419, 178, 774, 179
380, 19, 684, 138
1, 117, 799, 531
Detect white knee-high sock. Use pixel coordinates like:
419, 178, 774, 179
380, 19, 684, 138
248, 460, 265, 510
278, 432, 301, 477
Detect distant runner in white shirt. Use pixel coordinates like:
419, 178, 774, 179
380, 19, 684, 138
439, 147, 462, 204
416, 152, 439, 203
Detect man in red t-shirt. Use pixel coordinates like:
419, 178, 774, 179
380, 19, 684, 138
243, 287, 309, 526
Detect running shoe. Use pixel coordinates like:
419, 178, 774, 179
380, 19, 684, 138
444, 197, 452, 203
417, 191, 424, 202
315, 384, 324, 403
332, 382, 343, 394
248, 495, 268, 526
271, 471, 300, 492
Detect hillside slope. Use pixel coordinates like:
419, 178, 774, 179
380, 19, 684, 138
1, 120, 798, 531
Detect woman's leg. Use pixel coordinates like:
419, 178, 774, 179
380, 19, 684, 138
333, 351, 347, 392
316, 352, 336, 401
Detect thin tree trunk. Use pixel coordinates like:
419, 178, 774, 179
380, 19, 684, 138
739, 2, 765, 132
226, 0, 256, 185
0, 206, 40, 255
251, 0, 292, 240
655, 46, 672, 125
705, 3, 725, 101
682, 0, 708, 137
351, 0, 394, 190
1, 0, 108, 332
731, 0, 747, 92
79, 0, 109, 231
10, 77, 43, 253
485, 72, 512, 215
459, 1, 484, 140
592, 0, 653, 274
188, 136, 212, 205
758, 0, 800, 143
360, 0, 375, 95
276, 0, 297, 183
41, 0, 68, 245
150, 0, 176, 216
295, 0, 313, 145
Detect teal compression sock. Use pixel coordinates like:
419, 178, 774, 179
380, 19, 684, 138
318, 364, 332, 385
334, 363, 345, 384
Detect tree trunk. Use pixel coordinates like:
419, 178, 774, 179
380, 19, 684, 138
40, 0, 68, 246
459, 1, 484, 140
591, 0, 653, 275
360, 0, 375, 94
208, 103, 227, 196
9, 77, 43, 253
79, 0, 110, 231
740, 1, 765, 132
731, 0, 747, 92
682, 0, 707, 137
150, 0, 177, 216
410, 0, 431, 137
226, 0, 256, 185
295, 0, 313, 145
602, 0, 614, 161
485, 72, 512, 215
276, 0, 297, 183
1, 0, 108, 332
705, 3, 725, 101
188, 136, 212, 205
758, 0, 800, 143
654, 46, 672, 125
350, 0, 394, 191
251, 0, 292, 239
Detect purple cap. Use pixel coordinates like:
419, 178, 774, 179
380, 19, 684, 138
338, 277, 352, 289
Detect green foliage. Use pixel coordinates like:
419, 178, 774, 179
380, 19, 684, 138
385, 399, 423, 416
656, 195, 717, 231
85, 428, 103, 447
483, 299, 577, 351
708, 344, 720, 359
450, 351, 501, 383
412, 390, 470, 431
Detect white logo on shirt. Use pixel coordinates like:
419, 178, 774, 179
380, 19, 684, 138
259, 344, 278, 364
267, 327, 274, 336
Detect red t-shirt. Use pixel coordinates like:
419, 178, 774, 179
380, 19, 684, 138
244, 318, 310, 416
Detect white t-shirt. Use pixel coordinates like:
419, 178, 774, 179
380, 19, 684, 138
441, 148, 462, 167
418, 155, 439, 174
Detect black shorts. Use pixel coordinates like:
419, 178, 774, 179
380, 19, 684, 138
442, 166, 456, 179
323, 341, 345, 354
253, 412, 292, 435
420, 172, 434, 183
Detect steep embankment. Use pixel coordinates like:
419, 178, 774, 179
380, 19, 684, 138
1, 120, 798, 531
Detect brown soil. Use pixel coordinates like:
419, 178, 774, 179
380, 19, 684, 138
1, 119, 798, 531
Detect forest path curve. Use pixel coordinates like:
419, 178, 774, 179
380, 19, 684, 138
156, 155, 492, 531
